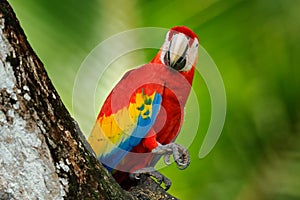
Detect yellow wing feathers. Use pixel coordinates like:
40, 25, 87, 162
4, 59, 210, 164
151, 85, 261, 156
88, 91, 157, 157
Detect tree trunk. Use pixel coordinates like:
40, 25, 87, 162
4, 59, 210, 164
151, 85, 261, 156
0, 1, 177, 199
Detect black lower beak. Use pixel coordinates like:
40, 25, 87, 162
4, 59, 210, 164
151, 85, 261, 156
172, 55, 187, 71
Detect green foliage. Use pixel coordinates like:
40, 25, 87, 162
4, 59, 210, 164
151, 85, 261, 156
9, 0, 300, 199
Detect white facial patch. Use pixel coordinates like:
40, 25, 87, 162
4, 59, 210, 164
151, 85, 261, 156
160, 31, 199, 71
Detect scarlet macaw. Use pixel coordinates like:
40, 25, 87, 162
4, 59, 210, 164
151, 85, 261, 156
88, 26, 199, 190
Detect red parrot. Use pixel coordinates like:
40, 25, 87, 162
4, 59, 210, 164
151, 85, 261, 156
88, 26, 199, 190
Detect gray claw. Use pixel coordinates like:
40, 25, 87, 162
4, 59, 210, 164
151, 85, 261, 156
173, 144, 189, 170
130, 167, 172, 190
129, 173, 141, 180
152, 143, 190, 170
163, 153, 172, 165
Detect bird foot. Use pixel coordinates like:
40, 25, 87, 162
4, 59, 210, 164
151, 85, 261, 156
152, 143, 190, 170
129, 167, 172, 190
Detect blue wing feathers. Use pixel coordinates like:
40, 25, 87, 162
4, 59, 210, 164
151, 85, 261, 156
99, 93, 162, 171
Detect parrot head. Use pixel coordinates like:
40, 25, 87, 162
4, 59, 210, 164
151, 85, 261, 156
160, 26, 199, 72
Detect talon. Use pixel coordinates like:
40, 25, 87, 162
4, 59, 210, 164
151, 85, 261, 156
164, 178, 172, 191
176, 160, 189, 170
164, 154, 172, 165
154, 172, 163, 184
135, 174, 141, 180
152, 143, 190, 169
130, 167, 172, 190
129, 173, 140, 180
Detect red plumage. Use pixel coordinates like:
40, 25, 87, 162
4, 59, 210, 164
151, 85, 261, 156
112, 62, 195, 188
89, 26, 199, 189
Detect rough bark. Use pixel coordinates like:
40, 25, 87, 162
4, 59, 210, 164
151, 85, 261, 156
0, 1, 177, 199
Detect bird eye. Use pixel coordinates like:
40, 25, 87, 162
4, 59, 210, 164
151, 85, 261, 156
195, 43, 199, 48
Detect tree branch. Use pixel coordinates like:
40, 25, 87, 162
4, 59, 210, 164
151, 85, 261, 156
0, 1, 177, 199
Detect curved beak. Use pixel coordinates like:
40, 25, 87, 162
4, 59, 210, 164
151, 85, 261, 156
164, 33, 189, 70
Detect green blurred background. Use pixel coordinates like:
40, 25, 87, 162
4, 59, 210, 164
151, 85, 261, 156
8, 0, 300, 199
